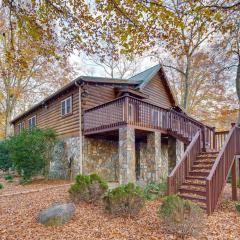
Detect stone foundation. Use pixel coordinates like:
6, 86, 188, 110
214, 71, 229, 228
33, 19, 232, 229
83, 137, 119, 182
50, 137, 81, 179
49, 129, 185, 184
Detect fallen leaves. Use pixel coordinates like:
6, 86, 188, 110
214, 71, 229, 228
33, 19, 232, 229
0, 180, 240, 240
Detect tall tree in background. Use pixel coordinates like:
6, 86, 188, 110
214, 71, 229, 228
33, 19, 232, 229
0, 2, 84, 137
95, 0, 229, 108
161, 51, 238, 128
0, 0, 239, 136
83, 53, 141, 79
0, 0, 103, 137
220, 18, 240, 125
94, 0, 239, 126
0, 10, 55, 137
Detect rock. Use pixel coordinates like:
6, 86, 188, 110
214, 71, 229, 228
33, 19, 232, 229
37, 203, 75, 226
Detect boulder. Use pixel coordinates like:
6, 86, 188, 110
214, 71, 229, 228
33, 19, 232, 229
37, 203, 75, 226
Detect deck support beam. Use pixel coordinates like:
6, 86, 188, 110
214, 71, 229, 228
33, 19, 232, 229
232, 158, 238, 201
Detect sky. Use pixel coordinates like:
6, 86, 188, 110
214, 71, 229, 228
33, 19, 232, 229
69, 51, 159, 78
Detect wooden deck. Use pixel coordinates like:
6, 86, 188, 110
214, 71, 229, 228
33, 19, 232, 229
84, 95, 215, 148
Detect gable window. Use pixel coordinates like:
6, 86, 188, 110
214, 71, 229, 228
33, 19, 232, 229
61, 96, 72, 116
28, 116, 36, 128
17, 122, 24, 133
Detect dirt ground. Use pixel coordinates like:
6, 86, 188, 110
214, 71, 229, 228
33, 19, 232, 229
0, 178, 240, 240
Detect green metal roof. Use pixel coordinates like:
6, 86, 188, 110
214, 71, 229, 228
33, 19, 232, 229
129, 64, 160, 82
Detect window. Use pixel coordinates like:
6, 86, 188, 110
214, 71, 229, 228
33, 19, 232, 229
17, 122, 24, 133
61, 96, 72, 116
28, 116, 36, 128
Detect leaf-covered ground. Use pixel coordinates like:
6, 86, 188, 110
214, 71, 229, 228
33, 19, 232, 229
0, 179, 240, 240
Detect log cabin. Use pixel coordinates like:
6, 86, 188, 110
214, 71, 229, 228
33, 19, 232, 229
11, 64, 240, 214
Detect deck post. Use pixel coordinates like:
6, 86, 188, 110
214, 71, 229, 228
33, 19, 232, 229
212, 127, 216, 150
231, 158, 238, 201
201, 126, 206, 152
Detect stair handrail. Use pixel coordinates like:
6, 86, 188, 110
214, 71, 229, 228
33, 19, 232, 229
206, 126, 239, 214
167, 130, 201, 195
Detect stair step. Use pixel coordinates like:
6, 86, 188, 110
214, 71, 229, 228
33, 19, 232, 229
189, 170, 209, 177
192, 165, 212, 170
181, 184, 206, 191
196, 155, 217, 160
194, 159, 215, 164
184, 179, 206, 187
197, 153, 218, 158
178, 192, 206, 203
179, 187, 206, 197
186, 176, 206, 180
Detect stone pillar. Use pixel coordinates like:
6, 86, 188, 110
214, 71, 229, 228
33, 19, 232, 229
176, 139, 184, 164
160, 143, 169, 180
168, 136, 177, 174
146, 132, 162, 182
119, 127, 136, 184
168, 137, 185, 173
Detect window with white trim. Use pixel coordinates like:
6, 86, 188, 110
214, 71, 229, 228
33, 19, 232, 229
28, 116, 36, 128
17, 122, 24, 133
61, 96, 72, 116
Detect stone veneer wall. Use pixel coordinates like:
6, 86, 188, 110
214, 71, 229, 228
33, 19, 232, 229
138, 135, 168, 183
50, 137, 81, 179
83, 137, 119, 182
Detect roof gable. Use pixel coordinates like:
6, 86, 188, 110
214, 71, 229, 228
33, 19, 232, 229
129, 64, 176, 105
129, 64, 160, 85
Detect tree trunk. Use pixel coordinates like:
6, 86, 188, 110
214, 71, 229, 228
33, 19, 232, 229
236, 55, 240, 126
4, 91, 15, 138
182, 56, 191, 110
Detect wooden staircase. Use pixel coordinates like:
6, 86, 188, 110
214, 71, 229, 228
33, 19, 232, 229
168, 126, 240, 214
178, 151, 218, 210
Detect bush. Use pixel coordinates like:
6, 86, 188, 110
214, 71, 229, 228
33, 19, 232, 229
4, 175, 13, 182
0, 183, 3, 189
7, 128, 56, 183
144, 180, 167, 200
235, 202, 240, 212
103, 183, 145, 217
69, 173, 108, 203
0, 140, 12, 171
159, 195, 204, 239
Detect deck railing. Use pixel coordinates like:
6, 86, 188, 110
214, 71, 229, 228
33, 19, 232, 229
84, 96, 214, 146
206, 126, 240, 214
214, 130, 229, 150
167, 130, 201, 194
